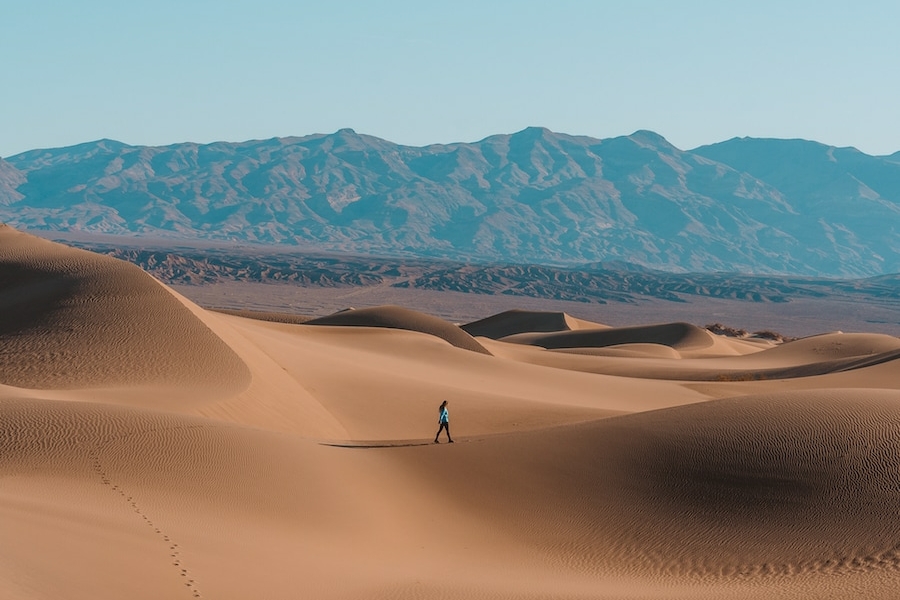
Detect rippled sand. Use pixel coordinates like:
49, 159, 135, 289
3, 224, 900, 599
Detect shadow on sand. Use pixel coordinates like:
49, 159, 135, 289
320, 439, 445, 449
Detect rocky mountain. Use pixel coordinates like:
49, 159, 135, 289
2, 129, 899, 276
0, 158, 25, 204
693, 138, 900, 275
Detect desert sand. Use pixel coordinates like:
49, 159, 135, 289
3, 223, 900, 599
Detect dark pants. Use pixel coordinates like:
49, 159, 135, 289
435, 421, 452, 442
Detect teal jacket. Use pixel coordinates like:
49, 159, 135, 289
439, 407, 449, 424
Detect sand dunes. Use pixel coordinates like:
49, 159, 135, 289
0, 225, 249, 392
3, 226, 900, 598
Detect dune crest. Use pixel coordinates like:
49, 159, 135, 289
461, 308, 607, 339
306, 304, 490, 354
500, 321, 715, 350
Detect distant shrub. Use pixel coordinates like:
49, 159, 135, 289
751, 329, 795, 342
705, 322, 794, 343
705, 322, 749, 337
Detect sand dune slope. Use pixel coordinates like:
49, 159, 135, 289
0, 398, 384, 599
461, 309, 607, 339
307, 304, 490, 354
483, 328, 900, 383
388, 388, 900, 598
219, 315, 710, 439
0, 225, 249, 392
10, 388, 900, 599
0, 227, 346, 435
503, 321, 716, 351
762, 331, 900, 361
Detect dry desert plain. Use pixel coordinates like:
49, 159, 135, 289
4, 223, 900, 599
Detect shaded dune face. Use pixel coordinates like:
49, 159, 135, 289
461, 309, 601, 339
393, 389, 900, 582
550, 347, 900, 382
482, 323, 900, 383
306, 304, 490, 354
717, 347, 900, 381
504, 321, 714, 350
614, 391, 900, 563
0, 227, 250, 390
0, 260, 80, 336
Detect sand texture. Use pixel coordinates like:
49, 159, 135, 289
3, 224, 900, 599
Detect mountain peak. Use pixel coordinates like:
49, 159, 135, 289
520, 126, 553, 135
85, 138, 132, 152
628, 130, 674, 147
509, 126, 557, 141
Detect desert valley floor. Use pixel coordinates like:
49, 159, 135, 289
3, 223, 900, 599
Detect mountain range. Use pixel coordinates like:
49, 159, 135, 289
2, 128, 899, 277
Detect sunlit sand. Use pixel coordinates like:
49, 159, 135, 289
3, 224, 900, 599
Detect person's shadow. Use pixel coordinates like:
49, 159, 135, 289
320, 440, 441, 449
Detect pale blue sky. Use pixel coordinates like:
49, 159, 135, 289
2, 0, 898, 157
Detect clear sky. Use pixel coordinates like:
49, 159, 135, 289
3, 0, 898, 158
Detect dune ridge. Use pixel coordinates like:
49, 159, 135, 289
306, 304, 490, 354
2, 225, 900, 599
501, 321, 716, 351
460, 308, 608, 339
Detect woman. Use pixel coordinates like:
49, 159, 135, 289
434, 400, 453, 443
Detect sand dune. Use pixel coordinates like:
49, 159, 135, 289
460, 308, 608, 339
2, 226, 900, 599
0, 225, 249, 392
307, 304, 490, 354
501, 320, 717, 351
387, 389, 900, 598
480, 327, 900, 382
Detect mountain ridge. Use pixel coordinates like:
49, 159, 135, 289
3, 128, 899, 277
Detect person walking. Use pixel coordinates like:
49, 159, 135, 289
434, 400, 453, 443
